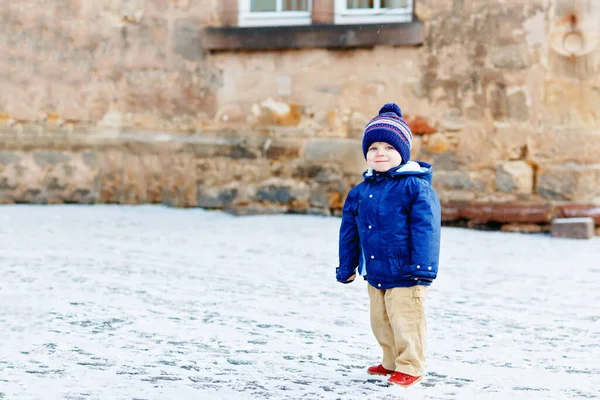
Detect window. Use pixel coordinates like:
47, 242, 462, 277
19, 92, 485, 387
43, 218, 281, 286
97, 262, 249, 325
239, 0, 312, 27
335, 0, 413, 24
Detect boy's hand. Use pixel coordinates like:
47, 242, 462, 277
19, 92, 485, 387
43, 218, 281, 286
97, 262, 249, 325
341, 274, 356, 284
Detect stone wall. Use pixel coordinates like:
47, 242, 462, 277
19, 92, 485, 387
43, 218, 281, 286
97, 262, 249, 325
1, 0, 600, 231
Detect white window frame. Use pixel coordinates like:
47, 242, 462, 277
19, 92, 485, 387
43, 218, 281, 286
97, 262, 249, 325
334, 0, 413, 24
238, 0, 312, 27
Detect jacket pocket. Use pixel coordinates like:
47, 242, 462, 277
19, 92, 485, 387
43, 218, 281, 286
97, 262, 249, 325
387, 247, 404, 278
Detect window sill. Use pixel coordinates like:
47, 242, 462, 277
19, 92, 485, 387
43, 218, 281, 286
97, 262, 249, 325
203, 20, 424, 52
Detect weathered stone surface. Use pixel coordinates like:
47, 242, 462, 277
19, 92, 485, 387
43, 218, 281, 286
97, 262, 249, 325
44, 153, 99, 204
303, 139, 364, 176
197, 158, 270, 186
405, 115, 436, 135
487, 82, 508, 121
495, 161, 533, 194
293, 163, 343, 184
190, 134, 265, 160
438, 190, 476, 203
214, 104, 246, 123
173, 18, 205, 60
347, 112, 370, 138
197, 184, 239, 209
0, 151, 21, 164
264, 138, 305, 160
434, 171, 473, 191
255, 178, 309, 206
460, 203, 553, 223
162, 152, 197, 208
438, 116, 465, 132
254, 99, 302, 127
537, 165, 600, 201
551, 217, 595, 239
528, 130, 600, 165
453, 125, 502, 167
309, 187, 329, 208
490, 44, 531, 70
34, 151, 72, 166
422, 133, 450, 153
1, 0, 599, 219
541, 81, 600, 129
507, 91, 529, 122
419, 151, 459, 171
99, 151, 125, 204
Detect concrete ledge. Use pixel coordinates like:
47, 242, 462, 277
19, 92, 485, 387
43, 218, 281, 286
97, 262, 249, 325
551, 217, 595, 239
203, 21, 424, 51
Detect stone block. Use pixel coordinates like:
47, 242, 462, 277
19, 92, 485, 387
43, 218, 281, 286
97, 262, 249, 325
542, 82, 600, 129
254, 99, 302, 127
537, 164, 600, 201
405, 115, 436, 135
197, 184, 239, 209
434, 171, 473, 191
490, 44, 530, 70
34, 151, 72, 166
0, 151, 21, 164
304, 139, 365, 176
173, 18, 205, 60
507, 91, 529, 122
551, 217, 595, 239
190, 134, 264, 159
255, 178, 309, 206
294, 163, 343, 183
264, 138, 305, 160
99, 151, 125, 204
496, 161, 533, 194
422, 133, 450, 153
528, 129, 600, 164
309, 187, 329, 208
162, 152, 197, 208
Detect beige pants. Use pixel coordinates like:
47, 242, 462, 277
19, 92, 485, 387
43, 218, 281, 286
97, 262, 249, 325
368, 284, 428, 376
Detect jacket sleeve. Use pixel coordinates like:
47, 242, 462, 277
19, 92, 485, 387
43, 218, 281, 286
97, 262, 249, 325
337, 187, 360, 282
404, 178, 441, 282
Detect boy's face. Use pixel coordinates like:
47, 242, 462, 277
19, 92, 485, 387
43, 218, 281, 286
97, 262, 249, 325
366, 141, 403, 172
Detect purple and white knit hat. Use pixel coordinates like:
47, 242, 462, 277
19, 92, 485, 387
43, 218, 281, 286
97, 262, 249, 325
361, 103, 413, 164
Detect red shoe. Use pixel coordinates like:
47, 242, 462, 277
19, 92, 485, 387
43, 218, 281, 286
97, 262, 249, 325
387, 372, 422, 387
367, 364, 395, 376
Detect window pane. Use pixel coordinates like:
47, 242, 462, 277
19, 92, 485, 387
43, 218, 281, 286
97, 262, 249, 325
346, 0, 374, 9
382, 0, 409, 8
282, 0, 309, 11
251, 0, 277, 12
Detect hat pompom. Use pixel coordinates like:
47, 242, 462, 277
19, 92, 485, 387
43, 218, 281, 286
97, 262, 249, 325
378, 103, 402, 117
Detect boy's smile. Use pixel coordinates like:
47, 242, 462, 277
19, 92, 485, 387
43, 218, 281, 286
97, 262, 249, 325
366, 142, 403, 172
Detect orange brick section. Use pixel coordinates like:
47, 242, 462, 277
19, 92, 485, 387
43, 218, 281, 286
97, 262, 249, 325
219, 0, 239, 26
312, 0, 334, 24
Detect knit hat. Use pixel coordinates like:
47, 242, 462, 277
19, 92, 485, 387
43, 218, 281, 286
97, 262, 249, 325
362, 103, 413, 164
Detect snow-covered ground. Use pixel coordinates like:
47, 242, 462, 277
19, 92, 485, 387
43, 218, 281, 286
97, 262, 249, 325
1, 205, 599, 400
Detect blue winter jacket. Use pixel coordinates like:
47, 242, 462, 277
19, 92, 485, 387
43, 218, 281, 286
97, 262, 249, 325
337, 161, 441, 289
